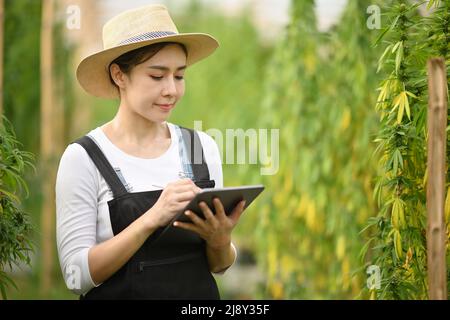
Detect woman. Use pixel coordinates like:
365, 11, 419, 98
56, 4, 245, 299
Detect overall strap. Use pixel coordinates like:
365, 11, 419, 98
177, 126, 211, 182
72, 135, 128, 198
151, 126, 216, 245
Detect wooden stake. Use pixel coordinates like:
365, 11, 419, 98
67, 0, 100, 138
426, 57, 448, 300
40, 0, 55, 296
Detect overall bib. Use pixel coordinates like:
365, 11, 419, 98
73, 126, 220, 299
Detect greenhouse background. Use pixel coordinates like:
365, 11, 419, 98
0, 0, 448, 300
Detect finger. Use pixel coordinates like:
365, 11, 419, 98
181, 178, 196, 185
171, 178, 195, 187
199, 201, 218, 226
191, 184, 202, 194
184, 210, 207, 228
212, 197, 227, 219
175, 190, 198, 202
173, 220, 202, 235
172, 185, 200, 194
189, 179, 202, 193
171, 180, 201, 192
229, 200, 246, 222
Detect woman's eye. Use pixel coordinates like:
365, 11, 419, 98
150, 75, 183, 81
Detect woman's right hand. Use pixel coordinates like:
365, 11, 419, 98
146, 178, 202, 228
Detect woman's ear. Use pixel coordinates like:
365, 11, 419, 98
109, 63, 127, 90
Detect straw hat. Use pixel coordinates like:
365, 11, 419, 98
76, 4, 219, 99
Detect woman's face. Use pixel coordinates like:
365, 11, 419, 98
116, 44, 187, 123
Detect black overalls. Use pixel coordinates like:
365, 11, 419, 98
73, 126, 220, 300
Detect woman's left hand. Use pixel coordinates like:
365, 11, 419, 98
173, 198, 246, 248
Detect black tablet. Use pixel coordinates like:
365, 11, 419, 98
175, 184, 265, 223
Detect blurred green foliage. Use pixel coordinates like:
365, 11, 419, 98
254, 0, 383, 299
2, 0, 79, 299
3, 0, 41, 156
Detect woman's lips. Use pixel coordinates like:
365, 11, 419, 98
155, 104, 174, 111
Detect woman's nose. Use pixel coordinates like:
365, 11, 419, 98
162, 77, 177, 96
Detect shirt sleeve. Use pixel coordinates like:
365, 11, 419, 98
55, 143, 100, 296
197, 130, 237, 274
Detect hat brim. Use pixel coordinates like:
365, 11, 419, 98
76, 33, 219, 99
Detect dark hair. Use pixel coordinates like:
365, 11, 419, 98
109, 42, 187, 87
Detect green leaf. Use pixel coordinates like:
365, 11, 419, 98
393, 149, 400, 175
0, 272, 18, 290
359, 238, 376, 264
374, 27, 391, 47
397, 100, 405, 124
0, 283, 7, 300
405, 91, 418, 99
392, 91, 410, 124
377, 81, 390, 103
404, 91, 411, 121
392, 41, 401, 53
427, 0, 439, 9
0, 188, 20, 203
374, 15, 400, 46
377, 44, 393, 73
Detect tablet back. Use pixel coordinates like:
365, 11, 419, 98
177, 185, 265, 222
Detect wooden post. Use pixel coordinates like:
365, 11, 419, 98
426, 57, 448, 300
63, 0, 101, 139
40, 0, 55, 296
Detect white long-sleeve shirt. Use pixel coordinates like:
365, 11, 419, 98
55, 122, 235, 296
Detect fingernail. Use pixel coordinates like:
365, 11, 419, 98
173, 222, 178, 226
185, 210, 190, 215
